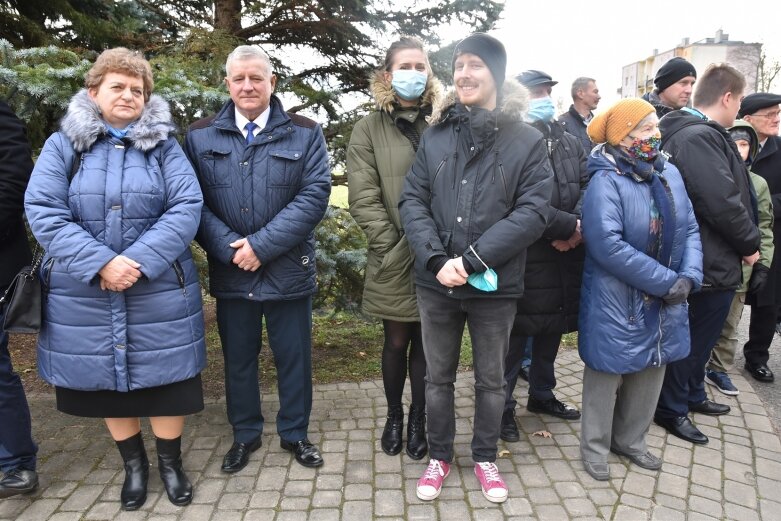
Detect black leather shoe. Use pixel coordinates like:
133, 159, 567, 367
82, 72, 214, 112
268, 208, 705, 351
0, 468, 38, 499
689, 399, 730, 416
156, 437, 192, 506
281, 438, 324, 468
654, 416, 708, 444
381, 405, 403, 456
406, 405, 428, 460
527, 395, 581, 420
746, 362, 775, 382
500, 409, 520, 442
221, 437, 262, 473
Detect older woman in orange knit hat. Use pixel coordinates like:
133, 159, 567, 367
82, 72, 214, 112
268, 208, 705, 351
577, 98, 703, 480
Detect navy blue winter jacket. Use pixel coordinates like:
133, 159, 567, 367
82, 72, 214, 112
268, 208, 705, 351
184, 96, 331, 301
578, 146, 703, 374
24, 91, 206, 391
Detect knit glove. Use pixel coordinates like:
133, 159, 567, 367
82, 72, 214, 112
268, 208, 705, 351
662, 277, 693, 305
748, 263, 770, 295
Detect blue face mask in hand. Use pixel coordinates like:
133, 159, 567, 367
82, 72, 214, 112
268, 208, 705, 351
391, 70, 427, 101
466, 245, 498, 292
526, 96, 556, 122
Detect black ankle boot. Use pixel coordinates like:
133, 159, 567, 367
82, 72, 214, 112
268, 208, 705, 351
381, 405, 404, 455
156, 436, 193, 506
116, 432, 148, 511
406, 404, 428, 460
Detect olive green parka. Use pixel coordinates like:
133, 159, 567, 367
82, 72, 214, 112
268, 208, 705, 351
347, 71, 443, 320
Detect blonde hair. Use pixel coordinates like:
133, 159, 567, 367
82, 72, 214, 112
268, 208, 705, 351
84, 48, 154, 101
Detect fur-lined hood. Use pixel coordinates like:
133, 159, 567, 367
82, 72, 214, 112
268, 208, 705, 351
61, 89, 176, 152
369, 70, 444, 114
429, 79, 530, 125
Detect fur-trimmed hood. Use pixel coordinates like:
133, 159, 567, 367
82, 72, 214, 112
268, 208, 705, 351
429, 79, 530, 125
61, 89, 176, 152
369, 70, 444, 114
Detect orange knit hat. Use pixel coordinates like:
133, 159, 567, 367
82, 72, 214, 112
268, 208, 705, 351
587, 98, 656, 146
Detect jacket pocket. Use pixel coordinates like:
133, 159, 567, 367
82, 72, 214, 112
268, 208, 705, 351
374, 235, 414, 284
200, 149, 232, 187
626, 287, 643, 328
269, 149, 303, 187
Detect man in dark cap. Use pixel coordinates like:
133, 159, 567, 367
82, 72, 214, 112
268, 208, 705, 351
642, 57, 697, 117
739, 92, 781, 382
400, 33, 553, 503
559, 77, 601, 153
500, 69, 586, 444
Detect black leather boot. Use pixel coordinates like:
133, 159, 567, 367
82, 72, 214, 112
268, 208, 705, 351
115, 432, 148, 511
156, 436, 193, 506
406, 404, 428, 460
381, 405, 404, 455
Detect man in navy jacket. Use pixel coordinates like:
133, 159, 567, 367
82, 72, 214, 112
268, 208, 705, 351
0, 100, 39, 498
185, 46, 331, 473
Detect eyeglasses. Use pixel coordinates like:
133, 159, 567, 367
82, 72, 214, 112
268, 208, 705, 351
750, 110, 781, 120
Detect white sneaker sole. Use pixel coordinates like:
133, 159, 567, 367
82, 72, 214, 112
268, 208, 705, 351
481, 488, 508, 503
416, 469, 449, 501
704, 375, 739, 396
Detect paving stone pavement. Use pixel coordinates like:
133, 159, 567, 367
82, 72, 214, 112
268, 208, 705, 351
3, 349, 781, 520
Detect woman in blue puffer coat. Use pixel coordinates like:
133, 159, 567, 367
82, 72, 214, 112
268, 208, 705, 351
24, 49, 205, 510
578, 99, 702, 481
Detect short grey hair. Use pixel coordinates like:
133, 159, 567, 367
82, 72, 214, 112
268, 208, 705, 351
225, 45, 273, 76
571, 77, 596, 100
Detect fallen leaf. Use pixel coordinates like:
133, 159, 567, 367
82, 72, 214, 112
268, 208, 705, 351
357, 351, 366, 358
533, 430, 552, 438
498, 449, 511, 458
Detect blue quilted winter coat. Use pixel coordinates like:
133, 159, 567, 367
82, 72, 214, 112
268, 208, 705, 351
24, 90, 206, 392
578, 145, 703, 374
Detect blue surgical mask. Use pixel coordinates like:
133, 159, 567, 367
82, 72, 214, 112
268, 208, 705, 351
391, 70, 427, 101
466, 245, 498, 292
526, 96, 556, 122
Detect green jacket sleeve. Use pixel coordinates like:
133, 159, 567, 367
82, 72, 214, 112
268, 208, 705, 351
752, 172, 775, 266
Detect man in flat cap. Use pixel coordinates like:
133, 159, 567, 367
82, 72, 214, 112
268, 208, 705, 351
738, 92, 781, 383
559, 77, 601, 154
500, 69, 586, 444
642, 57, 697, 118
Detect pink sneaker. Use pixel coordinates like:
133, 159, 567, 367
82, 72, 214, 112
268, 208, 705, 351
474, 461, 508, 503
416, 459, 450, 501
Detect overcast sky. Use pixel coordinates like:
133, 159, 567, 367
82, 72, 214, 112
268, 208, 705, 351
489, 0, 781, 109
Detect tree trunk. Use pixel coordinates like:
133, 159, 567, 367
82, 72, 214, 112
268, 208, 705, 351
213, 0, 242, 35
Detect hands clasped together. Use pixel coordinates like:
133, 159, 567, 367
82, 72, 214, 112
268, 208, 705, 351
99, 255, 142, 292
230, 237, 261, 271
551, 219, 583, 252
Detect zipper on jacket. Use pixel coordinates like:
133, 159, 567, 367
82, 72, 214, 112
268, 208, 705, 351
172, 260, 187, 295
497, 161, 509, 202
43, 257, 55, 300
655, 307, 663, 366
430, 156, 447, 201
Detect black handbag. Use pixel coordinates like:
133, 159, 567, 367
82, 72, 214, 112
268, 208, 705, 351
0, 246, 44, 334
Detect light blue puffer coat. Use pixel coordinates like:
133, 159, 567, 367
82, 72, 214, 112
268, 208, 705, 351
578, 145, 703, 374
24, 90, 206, 392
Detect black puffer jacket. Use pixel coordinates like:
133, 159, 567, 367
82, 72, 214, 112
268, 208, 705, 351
399, 80, 554, 299
514, 120, 587, 334
0, 101, 33, 289
660, 109, 760, 290
749, 134, 781, 307
641, 91, 675, 118
558, 105, 594, 154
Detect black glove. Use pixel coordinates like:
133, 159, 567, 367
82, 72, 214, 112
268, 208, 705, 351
663, 277, 693, 305
748, 263, 770, 295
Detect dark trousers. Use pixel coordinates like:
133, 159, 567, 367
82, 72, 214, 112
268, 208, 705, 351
505, 331, 561, 409
0, 306, 38, 472
216, 296, 313, 444
657, 290, 734, 418
744, 304, 776, 366
417, 286, 516, 463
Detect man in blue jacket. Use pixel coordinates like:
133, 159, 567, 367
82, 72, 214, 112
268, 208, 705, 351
0, 101, 39, 498
185, 45, 331, 472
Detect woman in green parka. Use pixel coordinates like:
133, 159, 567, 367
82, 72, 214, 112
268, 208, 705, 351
347, 37, 443, 460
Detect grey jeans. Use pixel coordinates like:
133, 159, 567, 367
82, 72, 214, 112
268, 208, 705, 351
417, 286, 517, 463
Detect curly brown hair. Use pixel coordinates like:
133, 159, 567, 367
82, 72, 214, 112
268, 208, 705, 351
84, 48, 154, 101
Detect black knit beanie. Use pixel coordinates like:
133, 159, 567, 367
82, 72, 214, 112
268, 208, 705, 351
452, 33, 507, 89
654, 57, 697, 93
